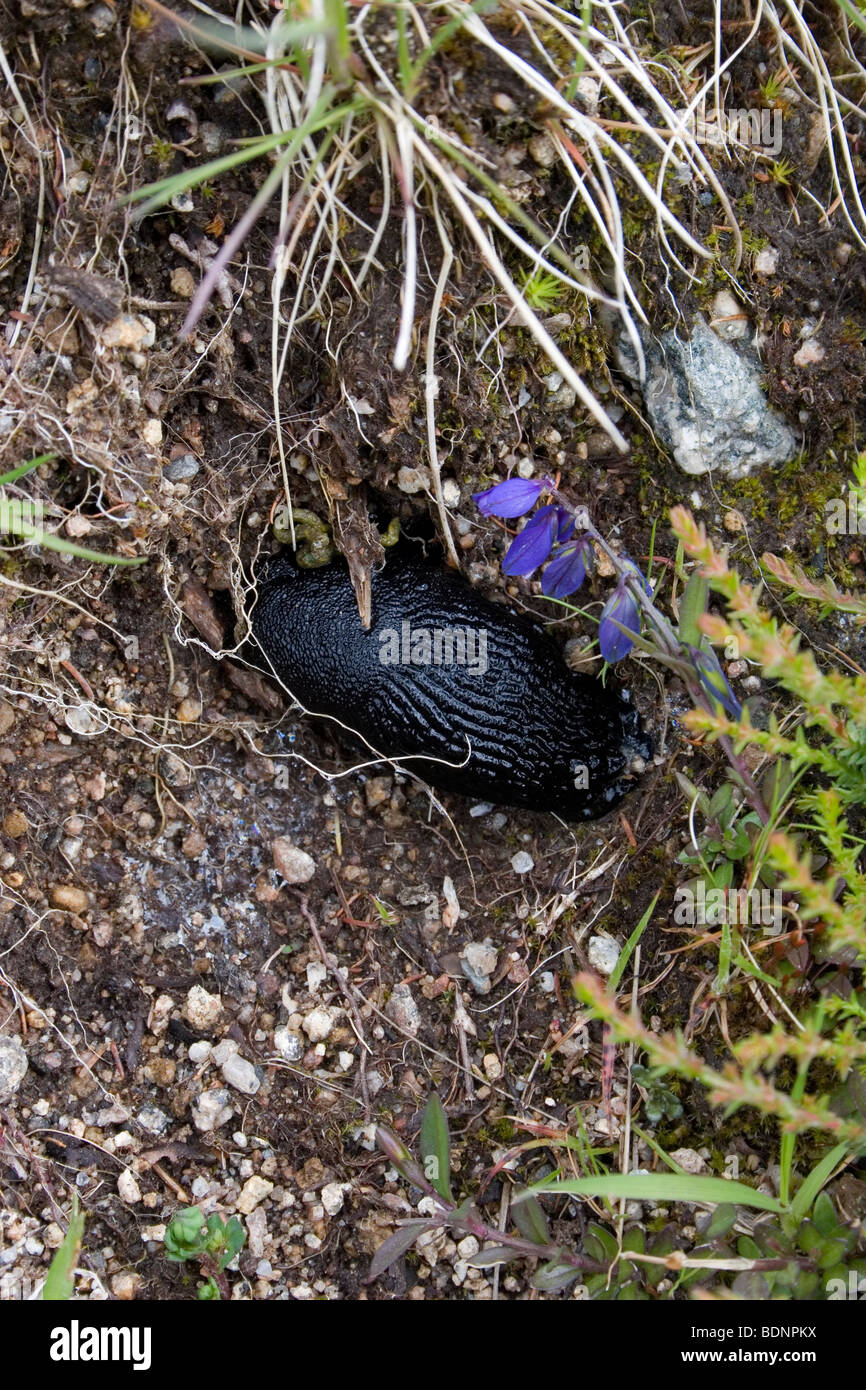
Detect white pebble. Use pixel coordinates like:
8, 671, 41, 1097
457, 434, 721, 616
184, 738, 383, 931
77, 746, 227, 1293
117, 1170, 142, 1204
588, 936, 620, 977
184, 985, 222, 1032
221, 1053, 260, 1096
302, 1007, 334, 1042
272, 837, 316, 884
510, 851, 534, 874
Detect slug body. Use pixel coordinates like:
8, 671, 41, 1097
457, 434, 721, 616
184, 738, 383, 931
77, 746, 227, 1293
251, 550, 648, 820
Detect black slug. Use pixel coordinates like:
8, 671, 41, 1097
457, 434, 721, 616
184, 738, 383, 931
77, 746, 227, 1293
250, 549, 648, 820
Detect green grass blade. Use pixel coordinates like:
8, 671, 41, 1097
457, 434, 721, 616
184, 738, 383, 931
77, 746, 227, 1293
123, 95, 362, 217
789, 1144, 852, 1222
43, 1196, 84, 1300
607, 892, 659, 992
1, 520, 146, 565
521, 1172, 786, 1213
677, 570, 709, 647
0, 452, 56, 487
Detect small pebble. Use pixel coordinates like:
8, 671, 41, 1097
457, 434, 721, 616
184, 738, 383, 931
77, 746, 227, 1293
274, 1026, 302, 1061
117, 1170, 142, 1204
302, 1007, 334, 1042
49, 884, 89, 913
460, 941, 498, 995
710, 289, 748, 341
192, 1087, 233, 1132
87, 2, 116, 34
184, 985, 222, 1031
670, 1147, 707, 1175
588, 936, 620, 977
272, 837, 316, 884
170, 266, 196, 298
793, 338, 825, 367
221, 1052, 260, 1096
754, 246, 779, 277
163, 453, 199, 482
510, 851, 534, 874
138, 1105, 170, 1135
385, 983, 421, 1035
528, 131, 557, 167
482, 1053, 502, 1082
237, 1176, 273, 1215
396, 466, 429, 495
3, 810, 27, 838
321, 1182, 350, 1216
0, 1036, 28, 1098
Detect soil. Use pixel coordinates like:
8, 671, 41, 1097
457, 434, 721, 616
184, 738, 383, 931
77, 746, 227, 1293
0, 0, 864, 1301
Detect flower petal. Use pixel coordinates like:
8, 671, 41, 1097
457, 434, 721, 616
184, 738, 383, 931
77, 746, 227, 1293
619, 555, 652, 596
502, 507, 557, 576
473, 477, 549, 518
599, 584, 641, 663
542, 543, 587, 598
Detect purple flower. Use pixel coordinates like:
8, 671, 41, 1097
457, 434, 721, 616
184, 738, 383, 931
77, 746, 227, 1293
619, 556, 652, 596
502, 505, 558, 576
599, 582, 642, 663
542, 534, 595, 598
687, 644, 743, 719
473, 476, 551, 518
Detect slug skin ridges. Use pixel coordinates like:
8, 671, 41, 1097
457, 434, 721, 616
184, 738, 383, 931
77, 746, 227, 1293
251, 550, 649, 820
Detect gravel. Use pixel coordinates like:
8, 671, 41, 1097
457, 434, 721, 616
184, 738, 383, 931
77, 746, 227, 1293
192, 1087, 234, 1132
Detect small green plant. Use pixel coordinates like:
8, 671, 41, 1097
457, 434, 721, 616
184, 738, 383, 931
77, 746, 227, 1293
148, 137, 175, 165
164, 1206, 246, 1300
518, 267, 565, 314
372, 1097, 864, 1298
769, 156, 796, 186
758, 65, 790, 107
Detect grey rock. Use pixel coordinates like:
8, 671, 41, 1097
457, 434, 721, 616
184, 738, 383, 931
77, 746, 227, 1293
273, 1026, 302, 1062
385, 982, 421, 1035
510, 851, 534, 875
0, 1036, 28, 1098
163, 453, 200, 482
87, 3, 116, 35
460, 941, 498, 995
588, 936, 621, 977
199, 123, 225, 155
192, 1087, 234, 1132
137, 1104, 170, 1134
220, 1052, 261, 1096
619, 315, 797, 478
